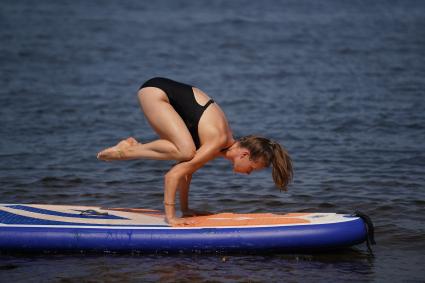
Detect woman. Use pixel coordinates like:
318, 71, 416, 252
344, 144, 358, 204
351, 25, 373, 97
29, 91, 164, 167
97, 77, 293, 225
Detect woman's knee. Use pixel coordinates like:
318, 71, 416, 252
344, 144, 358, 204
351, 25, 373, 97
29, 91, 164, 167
176, 145, 196, 161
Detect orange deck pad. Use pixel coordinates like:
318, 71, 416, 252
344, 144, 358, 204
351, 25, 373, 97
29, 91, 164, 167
182, 212, 312, 227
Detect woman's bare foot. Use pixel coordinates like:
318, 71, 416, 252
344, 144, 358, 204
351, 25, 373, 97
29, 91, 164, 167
97, 137, 139, 161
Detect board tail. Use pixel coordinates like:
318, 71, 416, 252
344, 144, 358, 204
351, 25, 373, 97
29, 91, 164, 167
353, 211, 376, 255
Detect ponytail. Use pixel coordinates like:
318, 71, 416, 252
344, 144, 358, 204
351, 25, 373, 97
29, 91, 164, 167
270, 142, 293, 191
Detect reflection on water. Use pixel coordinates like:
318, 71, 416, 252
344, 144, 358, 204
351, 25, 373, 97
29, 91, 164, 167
1, 249, 376, 282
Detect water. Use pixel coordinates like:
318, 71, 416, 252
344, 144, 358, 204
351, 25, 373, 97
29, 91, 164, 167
1, 0, 424, 281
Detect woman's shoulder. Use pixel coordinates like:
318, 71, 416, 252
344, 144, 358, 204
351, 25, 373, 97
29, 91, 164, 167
204, 132, 234, 152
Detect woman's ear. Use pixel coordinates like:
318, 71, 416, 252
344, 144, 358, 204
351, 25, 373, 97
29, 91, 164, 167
240, 149, 250, 159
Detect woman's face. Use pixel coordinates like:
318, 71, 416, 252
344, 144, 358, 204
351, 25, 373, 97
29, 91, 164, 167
233, 151, 266, 175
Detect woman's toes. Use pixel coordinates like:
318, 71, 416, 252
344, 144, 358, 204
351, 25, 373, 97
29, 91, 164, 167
97, 148, 116, 160
97, 150, 108, 160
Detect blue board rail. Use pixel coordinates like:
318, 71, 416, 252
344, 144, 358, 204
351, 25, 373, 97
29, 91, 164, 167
0, 218, 367, 253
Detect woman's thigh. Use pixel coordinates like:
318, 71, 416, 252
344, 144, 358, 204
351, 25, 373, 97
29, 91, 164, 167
137, 87, 195, 151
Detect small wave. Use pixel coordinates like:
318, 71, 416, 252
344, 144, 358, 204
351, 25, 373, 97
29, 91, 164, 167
318, 202, 336, 208
34, 176, 85, 188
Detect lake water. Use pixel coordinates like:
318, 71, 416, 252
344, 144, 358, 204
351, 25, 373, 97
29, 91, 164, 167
1, 0, 424, 282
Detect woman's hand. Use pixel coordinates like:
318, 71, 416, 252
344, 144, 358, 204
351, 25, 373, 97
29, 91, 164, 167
166, 216, 196, 226
182, 208, 213, 217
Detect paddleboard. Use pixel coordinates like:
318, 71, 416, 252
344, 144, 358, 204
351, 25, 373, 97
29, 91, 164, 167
0, 204, 370, 253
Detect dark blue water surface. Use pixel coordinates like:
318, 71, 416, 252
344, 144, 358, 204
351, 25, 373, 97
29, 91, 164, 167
1, 0, 424, 282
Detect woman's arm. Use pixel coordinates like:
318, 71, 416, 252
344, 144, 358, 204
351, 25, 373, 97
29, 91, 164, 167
178, 174, 212, 217
178, 174, 192, 213
164, 138, 225, 225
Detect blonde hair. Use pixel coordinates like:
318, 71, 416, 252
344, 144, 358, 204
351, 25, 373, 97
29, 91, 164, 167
238, 135, 293, 190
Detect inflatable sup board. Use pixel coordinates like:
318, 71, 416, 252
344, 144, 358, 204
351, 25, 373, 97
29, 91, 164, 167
0, 204, 370, 253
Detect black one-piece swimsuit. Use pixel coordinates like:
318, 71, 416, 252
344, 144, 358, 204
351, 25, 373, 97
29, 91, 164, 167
140, 77, 215, 149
